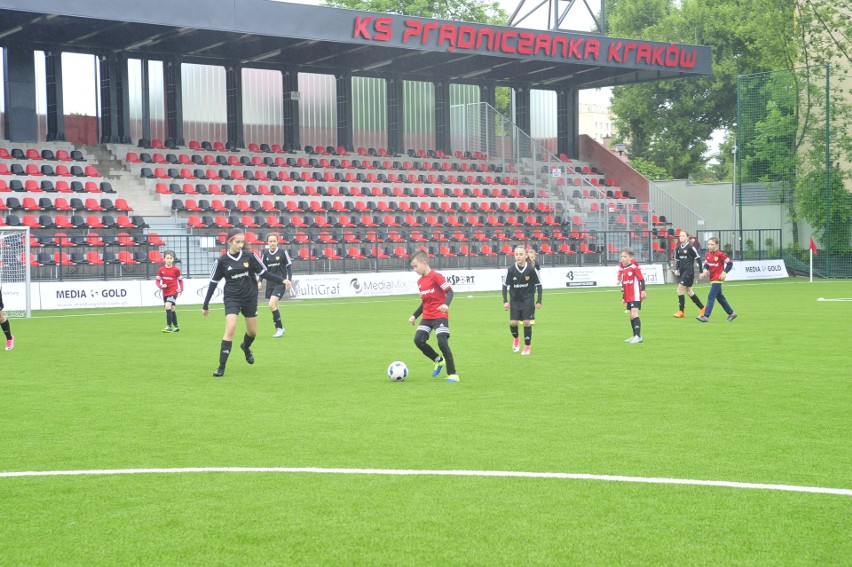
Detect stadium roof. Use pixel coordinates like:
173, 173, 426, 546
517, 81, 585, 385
0, 0, 712, 90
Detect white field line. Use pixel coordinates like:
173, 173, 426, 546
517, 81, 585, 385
0, 467, 850, 496
818, 298, 852, 302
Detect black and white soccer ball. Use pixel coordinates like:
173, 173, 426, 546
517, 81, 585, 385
387, 361, 408, 381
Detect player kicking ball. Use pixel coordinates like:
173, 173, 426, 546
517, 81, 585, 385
408, 251, 459, 383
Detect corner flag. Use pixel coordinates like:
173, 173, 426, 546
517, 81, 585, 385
808, 236, 817, 282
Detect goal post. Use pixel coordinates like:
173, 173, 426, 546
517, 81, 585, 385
0, 226, 32, 318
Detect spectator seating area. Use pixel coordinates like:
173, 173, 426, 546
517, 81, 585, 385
2, 140, 677, 278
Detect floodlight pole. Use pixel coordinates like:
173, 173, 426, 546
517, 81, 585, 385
731, 143, 738, 259
508, 0, 605, 33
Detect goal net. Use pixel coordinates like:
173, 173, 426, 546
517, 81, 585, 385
0, 227, 32, 318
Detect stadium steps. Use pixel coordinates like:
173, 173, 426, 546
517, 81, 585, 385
83, 144, 169, 217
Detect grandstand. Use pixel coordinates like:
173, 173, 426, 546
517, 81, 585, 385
2, 137, 683, 278
0, 0, 712, 280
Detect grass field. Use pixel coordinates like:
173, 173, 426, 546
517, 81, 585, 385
1, 277, 850, 565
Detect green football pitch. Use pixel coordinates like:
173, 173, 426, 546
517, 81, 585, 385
2, 278, 850, 565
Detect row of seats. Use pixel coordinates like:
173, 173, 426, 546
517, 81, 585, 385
164, 139, 489, 162
128, 152, 505, 175
29, 231, 164, 248
196, 227, 597, 245
573, 189, 632, 201
3, 197, 132, 213
139, 166, 522, 186
282, 242, 584, 263
0, 163, 100, 177
169, 198, 555, 215
3, 214, 146, 229
24, 250, 166, 267
0, 148, 86, 161
182, 212, 563, 230
153, 182, 534, 201
0, 180, 116, 193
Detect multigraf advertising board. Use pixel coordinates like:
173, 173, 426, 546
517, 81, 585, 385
24, 261, 775, 311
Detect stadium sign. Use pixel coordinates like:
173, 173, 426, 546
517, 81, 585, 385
352, 16, 709, 73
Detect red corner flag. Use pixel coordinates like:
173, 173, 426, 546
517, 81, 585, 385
809, 236, 818, 256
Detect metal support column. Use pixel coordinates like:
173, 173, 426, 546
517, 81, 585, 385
45, 50, 66, 142
226, 64, 244, 149
336, 72, 353, 152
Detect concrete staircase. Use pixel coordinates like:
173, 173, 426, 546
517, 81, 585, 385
79, 144, 169, 218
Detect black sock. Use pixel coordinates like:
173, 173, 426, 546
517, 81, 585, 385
510, 325, 519, 338
272, 309, 282, 329
171, 311, 178, 327
436, 334, 456, 374
632, 317, 641, 336
523, 325, 532, 345
243, 333, 256, 349
1, 320, 11, 340
690, 294, 705, 309
165, 311, 171, 326
219, 340, 232, 366
678, 295, 685, 311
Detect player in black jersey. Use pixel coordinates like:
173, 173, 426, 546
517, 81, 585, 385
202, 228, 287, 377
671, 230, 706, 318
502, 245, 543, 355
260, 233, 292, 338
0, 287, 14, 350
526, 247, 542, 326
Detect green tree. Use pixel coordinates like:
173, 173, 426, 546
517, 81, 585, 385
797, 166, 852, 252
627, 156, 668, 180
789, 2, 852, 251
607, 0, 793, 179
609, 0, 851, 254
322, 0, 508, 24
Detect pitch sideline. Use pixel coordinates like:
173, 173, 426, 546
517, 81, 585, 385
0, 467, 849, 496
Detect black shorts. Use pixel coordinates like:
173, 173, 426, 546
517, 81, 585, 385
625, 301, 642, 310
163, 295, 178, 305
416, 318, 450, 337
0, 289, 4, 311
510, 301, 535, 321
224, 297, 258, 317
679, 272, 695, 287
265, 283, 286, 300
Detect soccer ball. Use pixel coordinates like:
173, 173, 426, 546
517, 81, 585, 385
387, 361, 408, 381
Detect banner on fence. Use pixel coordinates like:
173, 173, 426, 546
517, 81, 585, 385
38, 280, 143, 310
25, 262, 748, 311
725, 259, 789, 281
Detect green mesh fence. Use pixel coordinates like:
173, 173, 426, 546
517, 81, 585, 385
737, 66, 852, 277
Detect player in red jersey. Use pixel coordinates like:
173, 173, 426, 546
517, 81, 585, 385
156, 250, 184, 332
408, 250, 459, 382
696, 236, 737, 322
620, 248, 646, 343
